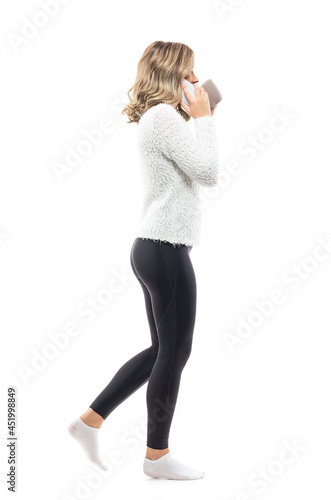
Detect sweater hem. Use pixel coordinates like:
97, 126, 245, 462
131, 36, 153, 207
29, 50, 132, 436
135, 234, 195, 248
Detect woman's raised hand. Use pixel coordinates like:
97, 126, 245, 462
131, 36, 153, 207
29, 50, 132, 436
180, 81, 211, 119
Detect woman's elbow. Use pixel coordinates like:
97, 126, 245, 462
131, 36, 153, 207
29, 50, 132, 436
198, 171, 219, 187
198, 161, 219, 187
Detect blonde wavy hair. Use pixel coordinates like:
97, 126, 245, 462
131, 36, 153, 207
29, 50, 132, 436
122, 41, 194, 124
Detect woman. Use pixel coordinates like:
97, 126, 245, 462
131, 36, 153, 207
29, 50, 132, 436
68, 40, 219, 480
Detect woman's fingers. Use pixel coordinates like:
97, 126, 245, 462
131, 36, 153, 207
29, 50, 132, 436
180, 82, 211, 118
180, 99, 190, 114
195, 84, 209, 104
194, 83, 202, 99
183, 82, 208, 105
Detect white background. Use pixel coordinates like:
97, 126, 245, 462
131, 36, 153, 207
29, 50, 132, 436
1, 0, 331, 499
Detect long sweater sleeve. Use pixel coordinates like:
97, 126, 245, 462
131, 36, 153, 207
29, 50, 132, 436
152, 104, 220, 187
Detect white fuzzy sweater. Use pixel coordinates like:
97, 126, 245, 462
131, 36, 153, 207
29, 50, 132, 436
136, 102, 219, 247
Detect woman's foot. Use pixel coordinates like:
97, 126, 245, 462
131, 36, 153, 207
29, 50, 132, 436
143, 448, 205, 480
68, 415, 108, 471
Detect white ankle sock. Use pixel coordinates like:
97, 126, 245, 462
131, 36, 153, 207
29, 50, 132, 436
68, 417, 108, 471
143, 452, 205, 480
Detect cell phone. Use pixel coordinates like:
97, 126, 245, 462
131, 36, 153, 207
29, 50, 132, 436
181, 79, 196, 105
181, 78, 222, 108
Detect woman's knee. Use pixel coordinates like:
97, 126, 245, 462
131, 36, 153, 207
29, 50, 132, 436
173, 341, 192, 367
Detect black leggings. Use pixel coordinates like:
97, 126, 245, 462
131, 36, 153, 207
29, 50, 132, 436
89, 237, 196, 449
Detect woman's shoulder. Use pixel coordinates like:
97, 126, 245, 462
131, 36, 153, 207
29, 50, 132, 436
141, 102, 180, 122
149, 102, 174, 112
138, 103, 186, 145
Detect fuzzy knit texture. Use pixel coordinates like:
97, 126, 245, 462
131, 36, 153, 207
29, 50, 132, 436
136, 102, 220, 247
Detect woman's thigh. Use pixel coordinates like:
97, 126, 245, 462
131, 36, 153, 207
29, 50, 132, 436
131, 238, 196, 342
